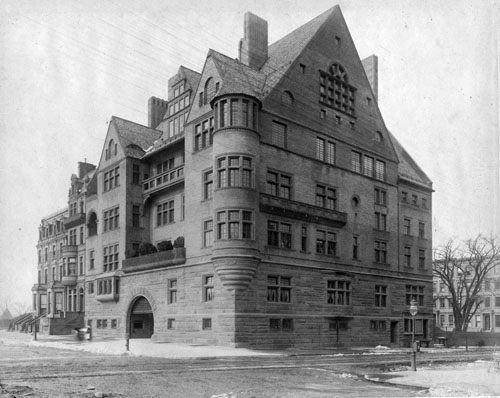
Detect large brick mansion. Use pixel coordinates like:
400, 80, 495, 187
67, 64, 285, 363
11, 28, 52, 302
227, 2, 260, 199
33, 6, 433, 348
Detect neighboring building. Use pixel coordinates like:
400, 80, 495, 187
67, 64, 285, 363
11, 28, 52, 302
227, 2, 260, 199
434, 261, 500, 332
34, 6, 434, 348
32, 162, 95, 334
0, 307, 12, 329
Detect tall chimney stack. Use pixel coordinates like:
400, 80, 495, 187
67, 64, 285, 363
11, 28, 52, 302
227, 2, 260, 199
239, 12, 268, 70
148, 96, 168, 129
362, 54, 378, 102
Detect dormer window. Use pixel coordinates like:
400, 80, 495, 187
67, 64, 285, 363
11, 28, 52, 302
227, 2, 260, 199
105, 139, 117, 160
319, 63, 355, 116
281, 91, 294, 105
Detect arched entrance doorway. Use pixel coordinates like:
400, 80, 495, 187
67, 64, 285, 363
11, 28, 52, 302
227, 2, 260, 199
128, 296, 154, 339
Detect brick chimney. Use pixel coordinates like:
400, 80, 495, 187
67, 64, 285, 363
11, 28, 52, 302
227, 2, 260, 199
239, 12, 268, 70
148, 96, 168, 129
78, 161, 96, 179
362, 54, 378, 102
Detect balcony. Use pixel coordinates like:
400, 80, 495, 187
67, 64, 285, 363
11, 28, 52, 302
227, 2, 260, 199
61, 274, 77, 286
123, 248, 186, 274
64, 212, 86, 229
62, 245, 78, 256
259, 193, 347, 228
143, 165, 184, 196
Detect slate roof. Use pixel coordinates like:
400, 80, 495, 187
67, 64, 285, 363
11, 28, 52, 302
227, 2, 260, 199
111, 117, 162, 159
388, 131, 433, 189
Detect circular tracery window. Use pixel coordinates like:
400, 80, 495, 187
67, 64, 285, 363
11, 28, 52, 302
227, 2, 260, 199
329, 63, 348, 82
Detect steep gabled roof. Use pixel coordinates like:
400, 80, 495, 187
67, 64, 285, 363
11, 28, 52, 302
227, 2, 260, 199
179, 65, 202, 88
111, 117, 162, 159
388, 131, 433, 189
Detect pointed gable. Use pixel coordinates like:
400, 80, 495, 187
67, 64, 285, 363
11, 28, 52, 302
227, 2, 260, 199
112, 117, 161, 159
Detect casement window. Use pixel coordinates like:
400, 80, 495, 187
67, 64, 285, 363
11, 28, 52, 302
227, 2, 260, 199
167, 319, 175, 329
315, 184, 337, 210
271, 121, 287, 148
404, 246, 412, 267
168, 279, 177, 304
406, 285, 424, 306
203, 275, 214, 302
418, 249, 426, 268
132, 164, 141, 185
267, 276, 291, 303
439, 298, 446, 308
319, 64, 355, 115
97, 279, 113, 295
351, 151, 361, 173
103, 206, 119, 232
495, 297, 500, 307
363, 156, 374, 177
202, 318, 212, 330
103, 244, 119, 272
374, 188, 387, 206
69, 229, 77, 245
156, 158, 175, 175
374, 240, 387, 263
89, 250, 95, 270
157, 199, 175, 226
194, 117, 214, 151
316, 230, 337, 256
403, 218, 411, 235
216, 210, 253, 240
327, 280, 351, 305
370, 320, 387, 330
203, 170, 213, 199
267, 221, 292, 249
132, 205, 140, 228
269, 318, 293, 331
375, 285, 387, 307
301, 226, 308, 252
316, 138, 336, 164
375, 160, 385, 180
266, 171, 291, 199
217, 156, 253, 188
485, 280, 491, 290
375, 212, 387, 231
401, 191, 408, 202
352, 236, 359, 259
418, 222, 425, 238
80, 227, 84, 244
111, 319, 118, 329
88, 282, 94, 294
449, 315, 454, 325
203, 219, 213, 247
103, 167, 120, 192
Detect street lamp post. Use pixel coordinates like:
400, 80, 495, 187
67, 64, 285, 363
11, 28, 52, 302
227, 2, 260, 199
409, 299, 418, 371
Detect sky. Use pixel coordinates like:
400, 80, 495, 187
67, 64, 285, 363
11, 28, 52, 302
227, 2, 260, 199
0, 0, 498, 313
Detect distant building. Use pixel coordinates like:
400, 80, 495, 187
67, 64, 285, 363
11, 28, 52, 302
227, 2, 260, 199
434, 261, 500, 332
0, 307, 12, 329
33, 6, 433, 348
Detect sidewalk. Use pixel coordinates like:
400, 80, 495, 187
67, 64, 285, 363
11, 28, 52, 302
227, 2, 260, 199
2, 330, 499, 396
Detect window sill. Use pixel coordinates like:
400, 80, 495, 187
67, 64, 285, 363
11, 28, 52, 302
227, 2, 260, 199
373, 262, 390, 266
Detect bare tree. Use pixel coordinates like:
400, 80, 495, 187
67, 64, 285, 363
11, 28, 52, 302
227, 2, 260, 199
433, 236, 500, 334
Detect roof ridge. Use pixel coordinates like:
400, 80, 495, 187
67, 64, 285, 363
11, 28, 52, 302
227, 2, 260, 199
111, 116, 162, 133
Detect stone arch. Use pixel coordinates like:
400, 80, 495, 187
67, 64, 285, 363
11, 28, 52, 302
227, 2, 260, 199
125, 288, 157, 339
87, 210, 98, 237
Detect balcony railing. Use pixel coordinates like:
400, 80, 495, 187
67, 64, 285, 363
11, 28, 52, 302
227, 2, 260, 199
259, 193, 347, 228
64, 212, 86, 229
143, 165, 184, 195
123, 248, 186, 274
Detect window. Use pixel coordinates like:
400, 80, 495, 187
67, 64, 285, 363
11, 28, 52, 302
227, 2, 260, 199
157, 199, 175, 226
495, 297, 500, 307
315, 138, 336, 165
97, 278, 113, 295
375, 285, 387, 307
103, 206, 119, 232
103, 244, 119, 272
132, 164, 140, 185
270, 319, 281, 330
202, 318, 212, 330
422, 197, 428, 209
88, 282, 94, 294
132, 205, 140, 228
267, 276, 291, 303
167, 319, 176, 329
217, 156, 253, 188
316, 230, 337, 256
156, 158, 175, 175
496, 280, 500, 290
449, 315, 454, 325
403, 218, 411, 235
168, 279, 177, 304
203, 170, 213, 199
363, 156, 374, 177
266, 171, 291, 199
418, 222, 425, 238
203, 275, 214, 302
485, 280, 491, 290
412, 194, 418, 205
194, 117, 214, 151
282, 91, 294, 105
79, 256, 84, 275
80, 226, 84, 244
401, 191, 408, 202
374, 240, 387, 263
216, 210, 253, 240
299, 63, 306, 73
374, 188, 387, 206
271, 121, 287, 148
439, 298, 446, 308
327, 280, 351, 305
404, 246, 412, 267
351, 151, 361, 173
374, 212, 387, 231
203, 219, 213, 247
97, 319, 103, 329
103, 167, 120, 192
406, 285, 424, 306
282, 319, 293, 331
374, 131, 383, 142
89, 250, 94, 270
301, 226, 308, 252
352, 236, 359, 259
315, 185, 337, 210
111, 319, 118, 329
485, 297, 491, 307
375, 160, 385, 180
267, 221, 292, 249
415, 249, 425, 269
319, 64, 355, 115
496, 315, 500, 328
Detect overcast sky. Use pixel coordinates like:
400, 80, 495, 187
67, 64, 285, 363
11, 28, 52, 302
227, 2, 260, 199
0, 0, 498, 313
